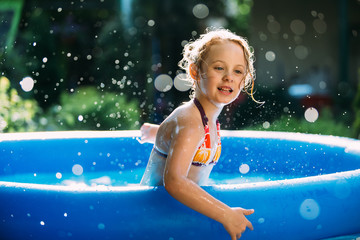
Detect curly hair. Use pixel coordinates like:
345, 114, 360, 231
178, 27, 258, 102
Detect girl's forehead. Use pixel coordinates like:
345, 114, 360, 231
205, 41, 246, 62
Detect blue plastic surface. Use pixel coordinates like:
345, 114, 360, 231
0, 130, 360, 240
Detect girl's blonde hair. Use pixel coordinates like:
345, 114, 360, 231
178, 27, 259, 103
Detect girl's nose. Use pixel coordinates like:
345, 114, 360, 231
223, 72, 234, 82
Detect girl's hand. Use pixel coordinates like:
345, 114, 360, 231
138, 123, 159, 144
222, 208, 254, 240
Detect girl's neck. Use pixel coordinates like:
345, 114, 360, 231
194, 95, 223, 124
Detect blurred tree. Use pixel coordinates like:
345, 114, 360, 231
1, 0, 255, 131
246, 107, 353, 138
45, 86, 140, 131
0, 76, 40, 132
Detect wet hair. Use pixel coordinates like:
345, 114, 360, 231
178, 27, 259, 103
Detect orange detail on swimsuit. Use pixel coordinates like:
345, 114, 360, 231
192, 121, 221, 166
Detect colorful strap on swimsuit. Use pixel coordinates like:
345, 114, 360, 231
192, 98, 221, 166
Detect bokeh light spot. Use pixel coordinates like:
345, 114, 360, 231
98, 223, 105, 230
239, 164, 250, 174
174, 73, 192, 92
56, 172, 62, 179
20, 77, 35, 92
72, 164, 83, 176
265, 51, 276, 62
267, 20, 281, 34
299, 199, 320, 220
304, 107, 319, 123
290, 19, 306, 35
262, 121, 270, 129
192, 4, 209, 19
258, 218, 265, 224
154, 74, 173, 92
313, 19, 327, 34
147, 19, 155, 27
294, 45, 309, 60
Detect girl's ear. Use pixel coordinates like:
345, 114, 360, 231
189, 63, 199, 81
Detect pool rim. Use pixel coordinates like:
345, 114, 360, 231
1, 130, 359, 192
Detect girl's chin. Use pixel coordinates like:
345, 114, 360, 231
213, 97, 236, 106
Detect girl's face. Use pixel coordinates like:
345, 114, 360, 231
196, 40, 247, 106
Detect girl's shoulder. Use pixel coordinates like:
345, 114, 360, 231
170, 102, 200, 124
161, 101, 204, 137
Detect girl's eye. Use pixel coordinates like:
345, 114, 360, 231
214, 66, 224, 71
235, 70, 244, 75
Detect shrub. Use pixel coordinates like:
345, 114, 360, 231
246, 107, 353, 138
44, 86, 140, 131
0, 76, 40, 132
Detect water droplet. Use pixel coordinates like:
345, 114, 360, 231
290, 19, 306, 35
174, 73, 192, 92
267, 20, 281, 34
42, 57, 48, 63
20, 77, 35, 92
98, 223, 105, 230
304, 107, 319, 123
72, 164, 83, 176
147, 20, 155, 27
258, 218, 265, 224
239, 164, 250, 174
294, 45, 309, 60
299, 199, 320, 220
192, 3, 209, 19
313, 19, 327, 34
56, 172, 62, 179
319, 81, 327, 90
154, 74, 173, 92
262, 121, 270, 129
265, 51, 276, 62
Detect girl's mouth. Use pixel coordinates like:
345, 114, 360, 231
217, 87, 233, 93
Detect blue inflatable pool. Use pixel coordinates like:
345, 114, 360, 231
0, 130, 360, 240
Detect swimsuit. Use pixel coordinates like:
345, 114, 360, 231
153, 98, 221, 167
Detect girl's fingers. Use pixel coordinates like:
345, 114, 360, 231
247, 221, 254, 231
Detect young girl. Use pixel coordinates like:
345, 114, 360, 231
140, 28, 256, 240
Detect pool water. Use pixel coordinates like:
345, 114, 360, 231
0, 169, 145, 186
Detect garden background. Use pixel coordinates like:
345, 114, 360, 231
1, 0, 360, 139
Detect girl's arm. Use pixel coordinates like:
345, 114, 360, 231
138, 123, 159, 144
163, 121, 254, 240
